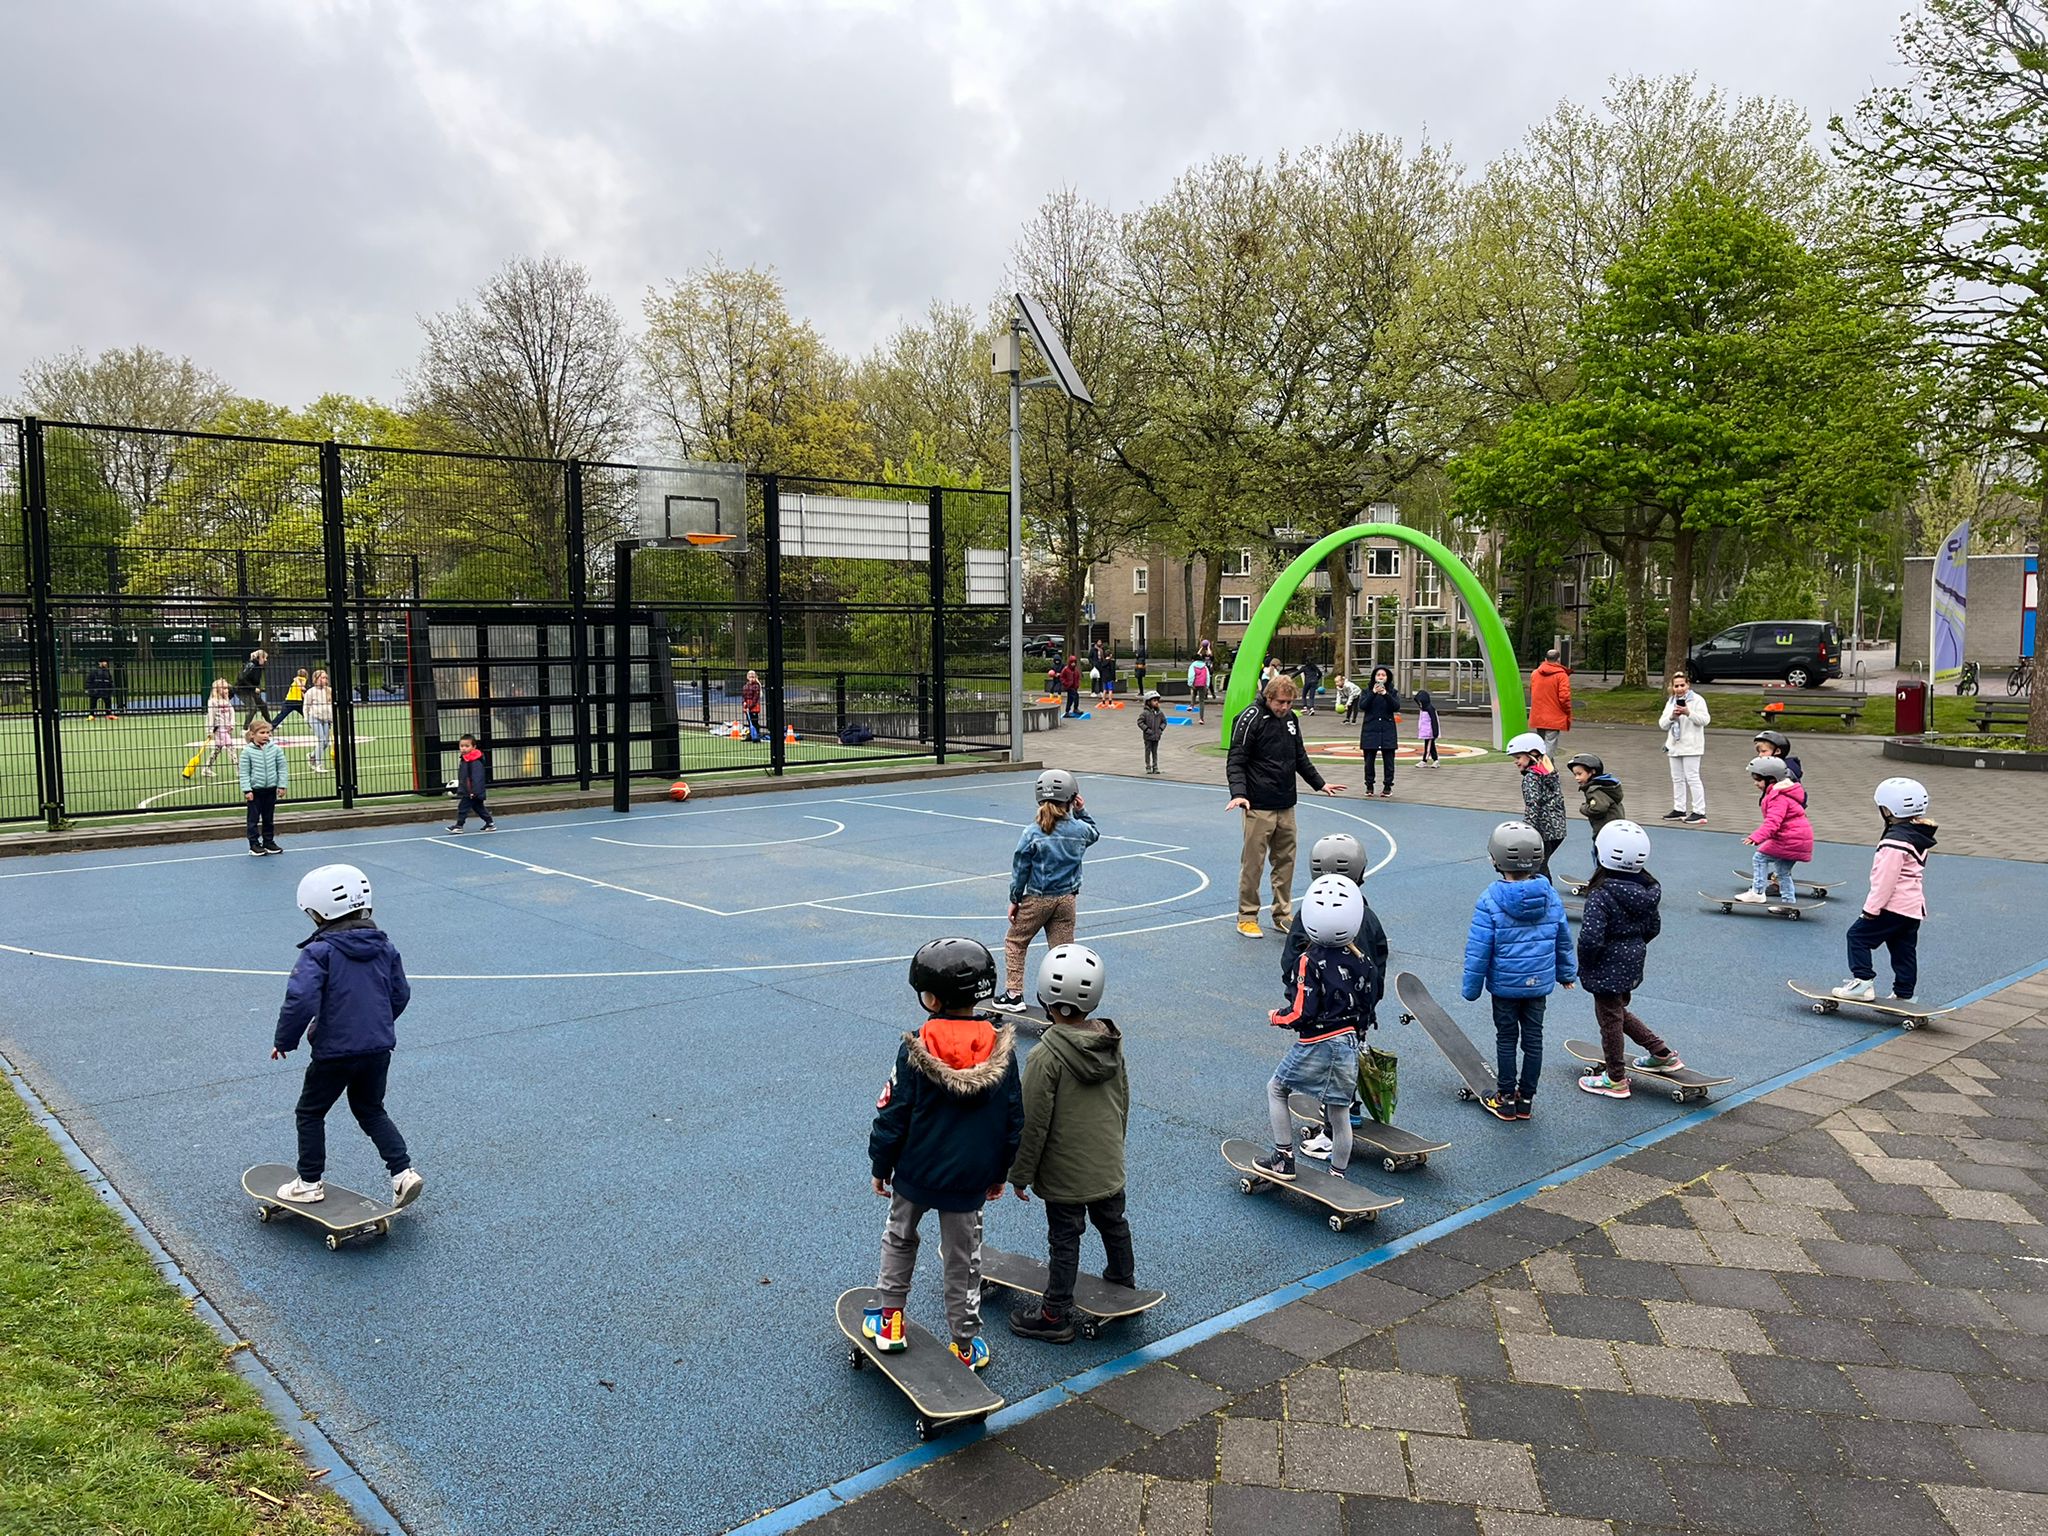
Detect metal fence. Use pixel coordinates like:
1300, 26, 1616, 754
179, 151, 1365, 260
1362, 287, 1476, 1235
0, 417, 1013, 828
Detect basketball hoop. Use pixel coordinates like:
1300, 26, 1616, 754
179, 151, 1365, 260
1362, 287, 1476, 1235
681, 531, 737, 547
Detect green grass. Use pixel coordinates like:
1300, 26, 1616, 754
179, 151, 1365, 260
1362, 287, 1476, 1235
0, 1088, 365, 1536
1568, 686, 2010, 738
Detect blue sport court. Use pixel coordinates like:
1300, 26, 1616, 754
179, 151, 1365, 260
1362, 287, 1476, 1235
4, 769, 2045, 1535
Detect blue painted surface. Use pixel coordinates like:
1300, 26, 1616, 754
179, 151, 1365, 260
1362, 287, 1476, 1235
3, 771, 2045, 1536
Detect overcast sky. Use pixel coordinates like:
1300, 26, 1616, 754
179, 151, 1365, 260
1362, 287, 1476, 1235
0, 0, 1910, 411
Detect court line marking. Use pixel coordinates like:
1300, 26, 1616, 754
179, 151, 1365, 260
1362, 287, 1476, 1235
722, 848, 1177, 915
424, 837, 727, 915
588, 815, 846, 851
808, 854, 1210, 922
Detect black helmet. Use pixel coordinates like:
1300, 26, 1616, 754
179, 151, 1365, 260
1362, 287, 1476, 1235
909, 937, 997, 1009
1754, 729, 1791, 754
1564, 752, 1605, 776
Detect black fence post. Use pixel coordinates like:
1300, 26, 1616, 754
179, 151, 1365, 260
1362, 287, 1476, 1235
565, 460, 592, 791
23, 419, 63, 828
235, 549, 252, 645
928, 486, 947, 764
319, 442, 357, 808
916, 673, 929, 742
835, 673, 848, 737
612, 540, 632, 813
699, 667, 711, 728
763, 474, 786, 774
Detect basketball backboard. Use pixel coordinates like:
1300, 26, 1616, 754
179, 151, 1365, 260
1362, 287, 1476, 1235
637, 462, 748, 551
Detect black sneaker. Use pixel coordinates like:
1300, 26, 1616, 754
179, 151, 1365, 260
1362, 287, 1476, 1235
1253, 1147, 1298, 1181
1515, 1096, 1533, 1120
247, 843, 265, 857
1007, 1303, 1077, 1343
1660, 810, 1686, 821
444, 824, 465, 834
261, 842, 283, 855
989, 992, 1027, 1014
480, 822, 497, 832
1684, 812, 1707, 824
1481, 1093, 1517, 1121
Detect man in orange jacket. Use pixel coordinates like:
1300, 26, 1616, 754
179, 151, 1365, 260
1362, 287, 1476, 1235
1529, 649, 1572, 755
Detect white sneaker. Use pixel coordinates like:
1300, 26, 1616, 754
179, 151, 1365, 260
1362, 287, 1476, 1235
391, 1168, 423, 1207
1831, 977, 1876, 1001
277, 1177, 325, 1203
201, 768, 214, 778
1733, 890, 1769, 905
1299, 1129, 1334, 1160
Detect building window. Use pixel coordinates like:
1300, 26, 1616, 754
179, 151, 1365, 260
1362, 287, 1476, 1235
1365, 547, 1400, 579
1132, 567, 1148, 594
1221, 549, 1254, 577
1415, 561, 1442, 609
1220, 595, 1252, 625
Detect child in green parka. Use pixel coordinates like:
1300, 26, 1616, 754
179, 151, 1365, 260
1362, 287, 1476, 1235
1565, 752, 1624, 880
1006, 943, 1136, 1343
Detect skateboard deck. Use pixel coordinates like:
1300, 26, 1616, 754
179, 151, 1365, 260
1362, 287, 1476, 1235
1732, 871, 1834, 899
978, 1247, 1164, 1339
1701, 891, 1821, 920
1561, 1040, 1733, 1104
242, 1163, 404, 1251
835, 1289, 1003, 1440
1287, 1090, 1451, 1172
1222, 1139, 1401, 1232
1394, 971, 1499, 1108
1787, 982, 1955, 1031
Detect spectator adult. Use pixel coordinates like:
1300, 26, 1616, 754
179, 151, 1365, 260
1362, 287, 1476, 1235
1356, 663, 1402, 799
1657, 671, 1711, 824
1529, 648, 1573, 756
1225, 675, 1344, 938
235, 649, 273, 728
1301, 657, 1323, 715
1133, 639, 1148, 696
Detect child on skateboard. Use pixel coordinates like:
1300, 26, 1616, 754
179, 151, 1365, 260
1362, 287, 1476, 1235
1461, 822, 1576, 1120
1834, 778, 1936, 1004
1257, 875, 1374, 1183
1507, 734, 1568, 878
1739, 756, 1812, 905
1574, 821, 1686, 1098
867, 937, 1023, 1371
1281, 834, 1387, 1158
992, 770, 1100, 1013
445, 734, 495, 832
1565, 753, 1624, 878
270, 864, 422, 1209
1006, 944, 1136, 1343
1753, 728, 1803, 785
1138, 691, 1166, 775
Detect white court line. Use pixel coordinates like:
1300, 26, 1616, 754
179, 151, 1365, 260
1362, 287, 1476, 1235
722, 848, 1178, 916
809, 854, 1212, 922
589, 816, 846, 851
424, 837, 726, 915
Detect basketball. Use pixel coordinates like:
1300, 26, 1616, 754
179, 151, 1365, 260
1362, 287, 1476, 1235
669, 781, 690, 802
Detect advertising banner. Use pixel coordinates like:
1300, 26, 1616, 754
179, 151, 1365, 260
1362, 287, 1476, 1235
1930, 519, 1970, 680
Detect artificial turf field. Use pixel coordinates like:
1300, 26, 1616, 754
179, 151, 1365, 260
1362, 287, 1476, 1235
5, 768, 2047, 1535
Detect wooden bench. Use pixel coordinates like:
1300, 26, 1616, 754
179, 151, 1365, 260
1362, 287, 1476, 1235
0, 673, 29, 709
1760, 695, 1867, 728
1970, 700, 2031, 734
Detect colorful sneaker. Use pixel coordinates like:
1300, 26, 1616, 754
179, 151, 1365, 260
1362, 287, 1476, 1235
950, 1335, 991, 1371
863, 1305, 907, 1353
1579, 1071, 1631, 1099
276, 1177, 325, 1203
1253, 1147, 1298, 1181
1831, 977, 1876, 1001
1008, 1303, 1076, 1343
989, 991, 1027, 1014
1733, 889, 1769, 905
1480, 1093, 1517, 1122
1299, 1129, 1334, 1160
1237, 920, 1264, 938
1633, 1050, 1685, 1072
391, 1168, 424, 1207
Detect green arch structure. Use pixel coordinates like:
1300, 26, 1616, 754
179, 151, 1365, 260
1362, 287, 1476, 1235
1218, 524, 1527, 751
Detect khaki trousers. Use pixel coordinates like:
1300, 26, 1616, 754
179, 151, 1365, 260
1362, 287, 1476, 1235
1005, 892, 1077, 994
1239, 807, 1299, 924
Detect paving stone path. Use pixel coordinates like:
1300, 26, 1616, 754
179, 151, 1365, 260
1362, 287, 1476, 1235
796, 971, 2048, 1535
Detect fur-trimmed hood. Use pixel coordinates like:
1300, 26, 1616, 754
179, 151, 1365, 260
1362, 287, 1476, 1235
903, 1019, 1018, 1096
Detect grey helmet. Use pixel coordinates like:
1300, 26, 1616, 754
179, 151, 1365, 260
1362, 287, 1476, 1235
1035, 943, 1105, 1014
1754, 729, 1791, 755
1595, 820, 1652, 873
1309, 832, 1368, 883
1034, 768, 1079, 805
1301, 875, 1364, 946
1564, 752, 1605, 776
1747, 755, 1790, 782
1487, 820, 1546, 874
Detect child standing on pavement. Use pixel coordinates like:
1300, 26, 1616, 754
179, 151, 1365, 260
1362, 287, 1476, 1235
1833, 778, 1937, 1004
993, 770, 1100, 1013
445, 733, 495, 833
239, 718, 287, 855
1188, 655, 1211, 723
865, 937, 1022, 1370
1507, 733, 1569, 878
1740, 756, 1812, 905
1006, 944, 1137, 1343
1414, 688, 1441, 766
1256, 875, 1374, 1183
271, 863, 423, 1210
1574, 821, 1688, 1099
1138, 691, 1166, 775
1565, 753, 1625, 877
1461, 821, 1576, 1121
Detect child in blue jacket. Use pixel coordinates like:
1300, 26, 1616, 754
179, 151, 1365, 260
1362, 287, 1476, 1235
270, 863, 421, 1208
1461, 821, 1576, 1121
993, 768, 1100, 1012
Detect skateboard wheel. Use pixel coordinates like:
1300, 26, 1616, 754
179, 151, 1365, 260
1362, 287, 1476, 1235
378, 1219, 392, 1237
1810, 1003, 1828, 1014
1902, 1018, 1920, 1031
1328, 1215, 1346, 1232
1383, 1156, 1399, 1174
256, 1205, 274, 1223
915, 1417, 933, 1442
1458, 1087, 1476, 1101
846, 1344, 864, 1370
1238, 1177, 1258, 1195
324, 1234, 340, 1252
1670, 1088, 1686, 1103
1082, 1322, 1101, 1340
1788, 910, 1802, 920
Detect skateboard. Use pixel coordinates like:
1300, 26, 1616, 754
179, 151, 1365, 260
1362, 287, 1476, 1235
1732, 871, 1834, 900
1394, 971, 1500, 1109
1287, 1090, 1451, 1173
834, 1289, 1004, 1441
1701, 891, 1821, 920
1787, 982, 1955, 1031
1221, 1139, 1402, 1232
242, 1164, 405, 1252
1561, 1039, 1733, 1104
978, 1247, 1165, 1340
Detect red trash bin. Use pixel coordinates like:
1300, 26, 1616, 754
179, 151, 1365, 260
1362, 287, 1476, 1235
1895, 679, 1927, 735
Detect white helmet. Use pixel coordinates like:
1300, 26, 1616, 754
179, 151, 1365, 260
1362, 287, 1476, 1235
1595, 820, 1652, 873
1874, 777, 1929, 819
297, 864, 372, 922
1301, 875, 1364, 946
1505, 732, 1547, 757
1036, 943, 1105, 1014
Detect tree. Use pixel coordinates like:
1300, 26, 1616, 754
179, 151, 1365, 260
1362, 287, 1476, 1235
853, 301, 1006, 483
408, 257, 634, 598
1835, 0, 2048, 746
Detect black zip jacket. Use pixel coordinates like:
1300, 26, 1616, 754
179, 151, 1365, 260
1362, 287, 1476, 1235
1227, 701, 1324, 811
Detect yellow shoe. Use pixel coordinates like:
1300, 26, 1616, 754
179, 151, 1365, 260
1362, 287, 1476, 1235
1237, 919, 1263, 938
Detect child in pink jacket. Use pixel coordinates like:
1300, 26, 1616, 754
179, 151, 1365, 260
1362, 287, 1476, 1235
1738, 756, 1813, 905
1833, 777, 1935, 1003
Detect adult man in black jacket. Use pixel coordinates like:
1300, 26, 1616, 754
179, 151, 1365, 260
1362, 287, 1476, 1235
1226, 675, 1345, 937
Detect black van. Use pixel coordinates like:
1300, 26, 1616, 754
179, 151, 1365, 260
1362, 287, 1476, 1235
1686, 621, 1843, 688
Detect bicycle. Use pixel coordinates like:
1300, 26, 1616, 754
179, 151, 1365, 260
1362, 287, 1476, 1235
2011, 656, 2035, 697
1957, 660, 1979, 696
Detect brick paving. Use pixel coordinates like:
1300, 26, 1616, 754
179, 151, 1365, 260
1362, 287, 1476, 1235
794, 977, 2048, 1535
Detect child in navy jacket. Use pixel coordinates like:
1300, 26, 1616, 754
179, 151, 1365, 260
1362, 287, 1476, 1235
446, 734, 495, 832
1462, 821, 1576, 1121
270, 863, 421, 1208
1258, 875, 1375, 1183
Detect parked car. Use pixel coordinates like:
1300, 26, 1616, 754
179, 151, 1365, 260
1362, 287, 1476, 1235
1686, 620, 1843, 688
